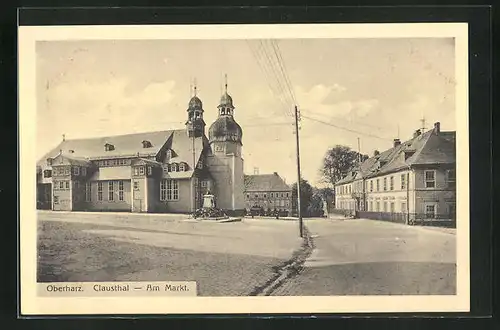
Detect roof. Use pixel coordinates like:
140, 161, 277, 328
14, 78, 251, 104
37, 130, 175, 166
335, 127, 456, 186
37, 129, 208, 171
51, 153, 92, 166
244, 173, 291, 192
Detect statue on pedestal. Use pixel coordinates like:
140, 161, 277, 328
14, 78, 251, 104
202, 190, 216, 209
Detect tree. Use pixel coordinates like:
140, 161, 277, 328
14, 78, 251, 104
291, 178, 314, 217
320, 145, 368, 186
307, 193, 325, 217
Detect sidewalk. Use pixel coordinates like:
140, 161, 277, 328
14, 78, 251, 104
354, 217, 456, 235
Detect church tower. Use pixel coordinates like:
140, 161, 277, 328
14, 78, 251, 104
207, 75, 245, 215
185, 83, 206, 138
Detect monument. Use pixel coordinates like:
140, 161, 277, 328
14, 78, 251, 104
193, 190, 228, 220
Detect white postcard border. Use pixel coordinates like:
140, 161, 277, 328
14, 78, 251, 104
19, 23, 470, 315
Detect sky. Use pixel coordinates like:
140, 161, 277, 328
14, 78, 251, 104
36, 38, 455, 187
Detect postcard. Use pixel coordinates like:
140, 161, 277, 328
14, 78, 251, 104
19, 22, 469, 315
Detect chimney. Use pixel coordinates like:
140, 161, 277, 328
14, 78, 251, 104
434, 121, 441, 134
373, 150, 380, 157
413, 129, 422, 138
393, 139, 401, 147
273, 172, 278, 176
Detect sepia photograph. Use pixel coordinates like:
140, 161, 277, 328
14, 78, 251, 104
19, 23, 470, 314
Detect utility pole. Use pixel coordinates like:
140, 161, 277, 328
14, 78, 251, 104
294, 105, 303, 238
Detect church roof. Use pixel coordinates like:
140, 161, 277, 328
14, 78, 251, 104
37, 129, 208, 171
244, 172, 292, 192
208, 116, 243, 144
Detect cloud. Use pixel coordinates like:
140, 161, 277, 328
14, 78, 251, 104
44, 77, 178, 139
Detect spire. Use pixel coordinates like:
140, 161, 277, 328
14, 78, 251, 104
62, 134, 65, 141
193, 77, 197, 97
224, 73, 228, 93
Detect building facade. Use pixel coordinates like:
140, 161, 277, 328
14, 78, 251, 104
335, 122, 456, 224
36, 84, 246, 215
244, 172, 293, 216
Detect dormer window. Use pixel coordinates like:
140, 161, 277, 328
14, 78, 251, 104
165, 149, 173, 159
179, 163, 186, 171
104, 143, 115, 151
142, 140, 152, 148
46, 158, 53, 166
69, 149, 75, 153
404, 150, 415, 160
171, 163, 178, 172
43, 169, 52, 178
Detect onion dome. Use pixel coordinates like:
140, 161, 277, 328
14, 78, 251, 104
219, 92, 234, 108
208, 116, 243, 144
188, 96, 203, 110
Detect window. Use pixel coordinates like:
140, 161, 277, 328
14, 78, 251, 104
255, 194, 259, 198
246, 194, 250, 199
425, 204, 436, 218
370, 180, 373, 192
383, 202, 387, 212
286, 193, 289, 197
281, 193, 284, 197
53, 196, 59, 204
46, 158, 52, 166
369, 201, 373, 211
43, 170, 52, 178
447, 169, 456, 189
98, 182, 103, 201
389, 176, 394, 190
119, 181, 124, 201
401, 174, 406, 190
383, 178, 387, 191
139, 166, 145, 175
64, 167, 70, 175
104, 143, 115, 151
264, 193, 267, 198
376, 202, 380, 211
133, 181, 139, 190
166, 149, 172, 159
179, 163, 185, 172
285, 201, 290, 207
160, 179, 179, 201
82, 167, 87, 176
424, 170, 436, 188
142, 140, 152, 148
108, 181, 114, 201
401, 202, 407, 213
171, 164, 177, 172
390, 202, 395, 213
73, 167, 80, 175
74, 181, 79, 190
376, 179, 380, 192
147, 166, 152, 175
65, 181, 69, 190
85, 183, 91, 202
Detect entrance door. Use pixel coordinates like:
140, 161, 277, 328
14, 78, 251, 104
133, 184, 143, 212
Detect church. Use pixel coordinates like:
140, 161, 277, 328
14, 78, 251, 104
36, 81, 246, 216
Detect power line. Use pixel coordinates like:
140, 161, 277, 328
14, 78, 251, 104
254, 40, 295, 117
257, 40, 294, 110
300, 113, 393, 141
300, 108, 386, 131
269, 39, 297, 105
246, 40, 293, 119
